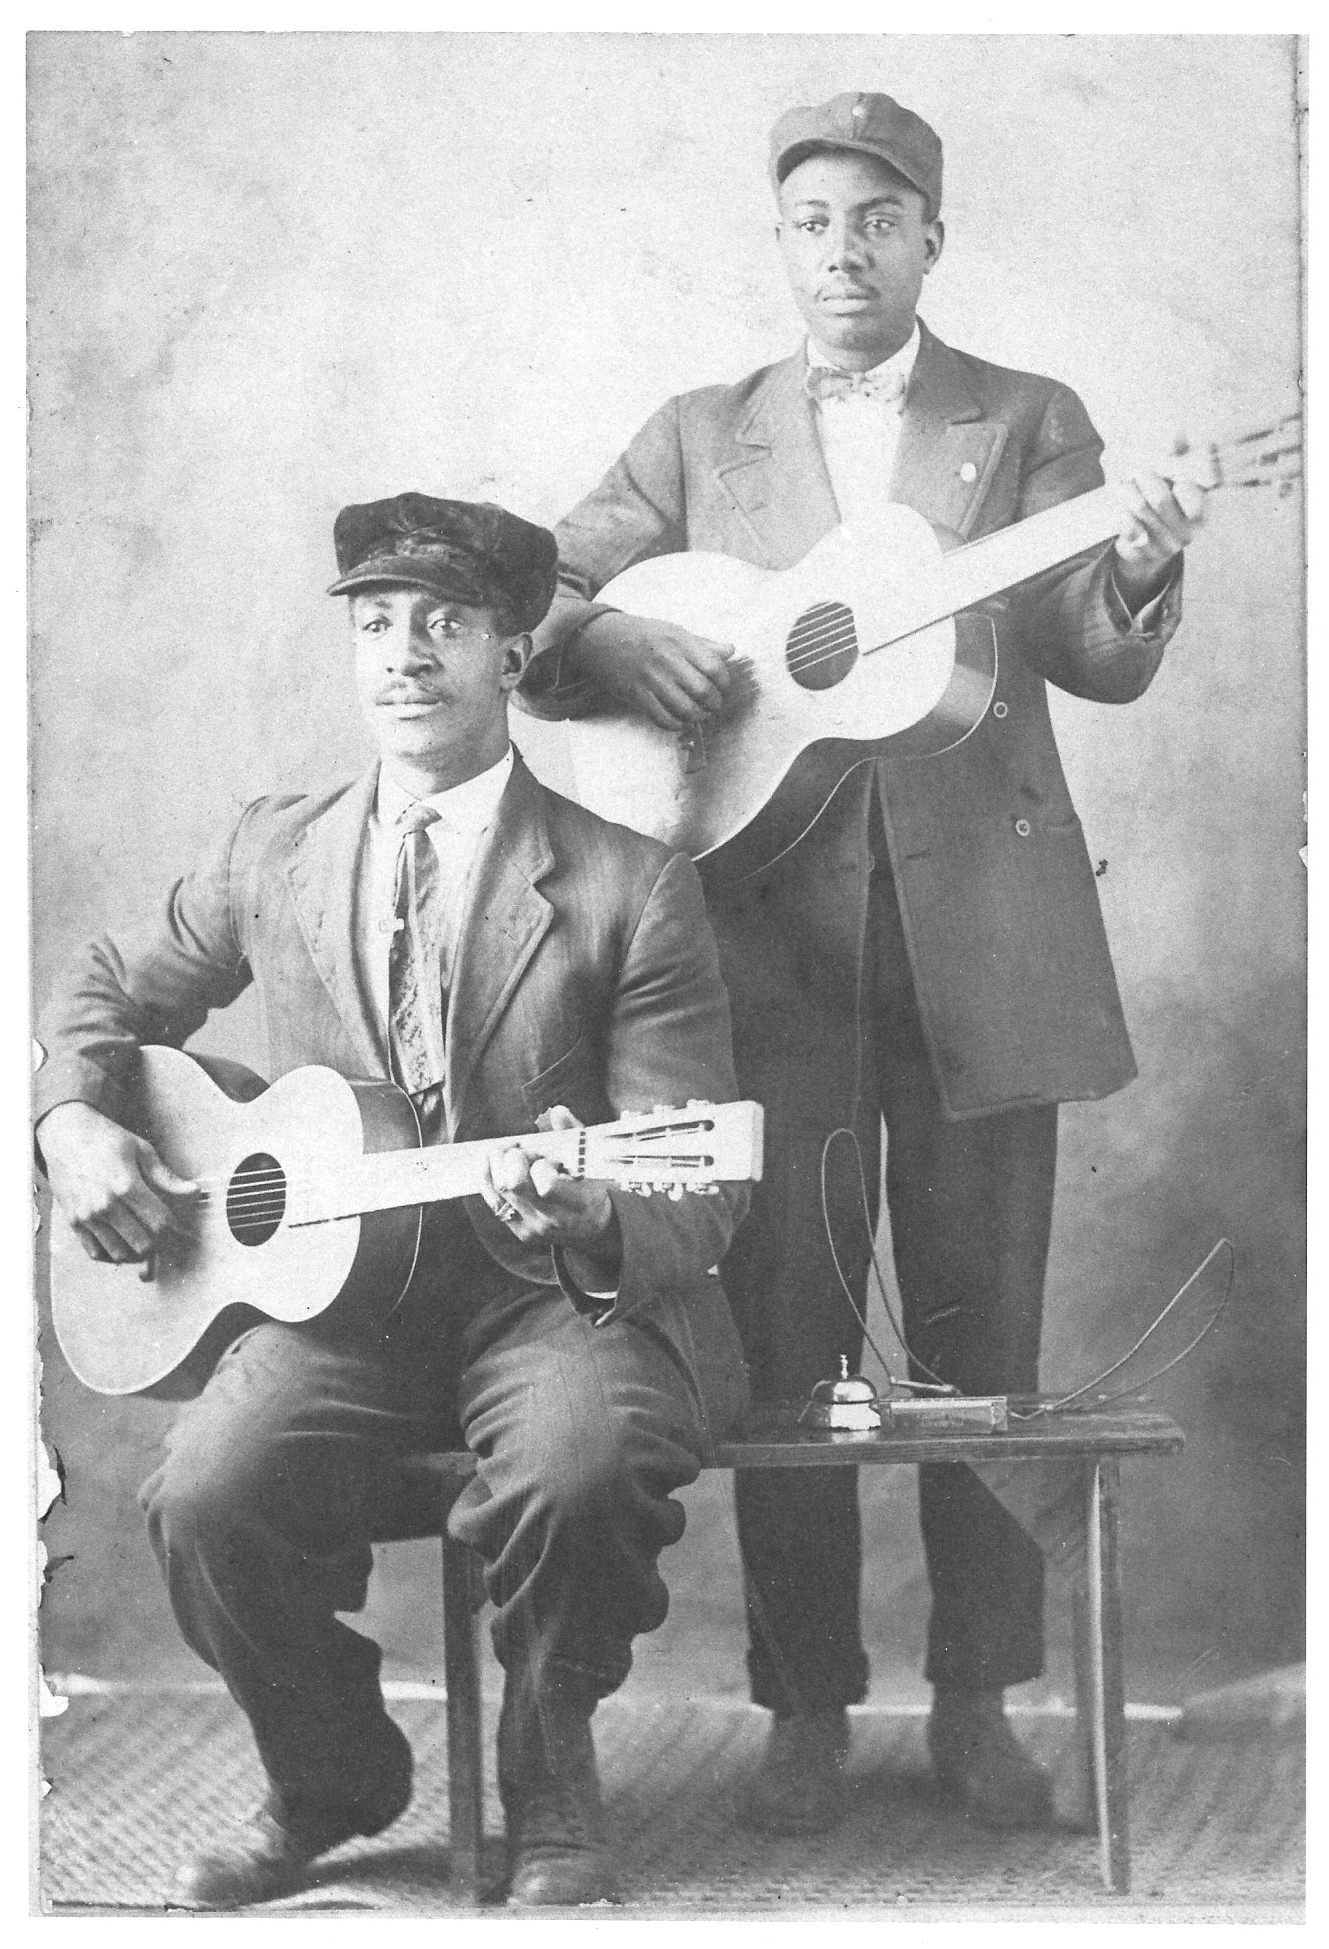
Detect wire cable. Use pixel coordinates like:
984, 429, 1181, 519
819, 1123, 1236, 1416
1009, 1235, 1235, 1420
819, 1125, 958, 1395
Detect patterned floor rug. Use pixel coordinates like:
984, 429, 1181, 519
39, 1689, 1303, 1917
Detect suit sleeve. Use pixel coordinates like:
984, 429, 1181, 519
33, 807, 258, 1135
1006, 381, 1183, 704
589, 850, 750, 1316
523, 398, 689, 708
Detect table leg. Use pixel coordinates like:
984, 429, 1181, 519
1075, 1457, 1130, 1893
442, 1524, 485, 1902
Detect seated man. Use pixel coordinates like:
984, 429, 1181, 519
36, 493, 750, 1909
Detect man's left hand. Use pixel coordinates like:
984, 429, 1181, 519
1113, 470, 1208, 607
481, 1104, 623, 1279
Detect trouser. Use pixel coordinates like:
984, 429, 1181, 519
724, 863, 1058, 1712
139, 1244, 724, 1803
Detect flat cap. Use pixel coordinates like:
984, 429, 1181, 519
770, 91, 943, 218
328, 492, 559, 634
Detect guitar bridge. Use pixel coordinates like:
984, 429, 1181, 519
678, 724, 708, 773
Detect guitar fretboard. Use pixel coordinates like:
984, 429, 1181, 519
872, 483, 1128, 650
290, 1130, 585, 1226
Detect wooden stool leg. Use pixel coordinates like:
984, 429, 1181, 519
1075, 1457, 1130, 1893
442, 1528, 484, 1902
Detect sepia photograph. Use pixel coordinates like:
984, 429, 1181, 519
27, 25, 1305, 1920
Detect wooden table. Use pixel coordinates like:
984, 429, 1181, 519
396, 1402, 1183, 1901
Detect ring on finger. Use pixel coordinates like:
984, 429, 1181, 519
494, 1197, 517, 1223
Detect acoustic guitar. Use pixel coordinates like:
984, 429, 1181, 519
49, 1046, 765, 1399
512, 416, 1300, 882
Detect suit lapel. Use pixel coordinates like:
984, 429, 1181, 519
891, 321, 1009, 539
715, 354, 841, 565
445, 752, 554, 1133
286, 767, 386, 1077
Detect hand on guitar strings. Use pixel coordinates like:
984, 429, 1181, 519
566, 611, 746, 732
1112, 457, 1208, 608
481, 1103, 624, 1285
37, 1098, 200, 1278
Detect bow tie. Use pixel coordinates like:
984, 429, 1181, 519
805, 364, 908, 406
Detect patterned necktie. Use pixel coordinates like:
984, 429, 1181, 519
388, 803, 447, 1129
805, 363, 908, 405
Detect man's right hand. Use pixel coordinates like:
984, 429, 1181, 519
565, 612, 738, 731
38, 1100, 199, 1267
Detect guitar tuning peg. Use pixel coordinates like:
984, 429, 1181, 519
667, 1183, 685, 1202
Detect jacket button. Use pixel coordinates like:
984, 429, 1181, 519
1014, 818, 1032, 837
959, 461, 979, 484
992, 701, 1009, 719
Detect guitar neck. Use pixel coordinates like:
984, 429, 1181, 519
879, 481, 1127, 645
292, 1130, 583, 1227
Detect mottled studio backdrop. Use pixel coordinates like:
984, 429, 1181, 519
30, 34, 1303, 1705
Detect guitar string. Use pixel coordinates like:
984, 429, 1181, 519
787, 629, 858, 663
161, 1118, 726, 1201
775, 426, 1300, 679
173, 1147, 723, 1216
787, 623, 860, 660
203, 1152, 719, 1210
786, 608, 858, 641
180, 1145, 720, 1201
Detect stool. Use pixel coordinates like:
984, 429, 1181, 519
395, 1402, 1183, 1901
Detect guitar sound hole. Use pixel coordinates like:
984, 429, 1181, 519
786, 601, 859, 691
227, 1152, 286, 1246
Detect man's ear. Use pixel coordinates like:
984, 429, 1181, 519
500, 633, 533, 686
923, 218, 945, 272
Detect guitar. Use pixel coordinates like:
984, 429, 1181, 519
512, 416, 1300, 881
49, 1046, 765, 1400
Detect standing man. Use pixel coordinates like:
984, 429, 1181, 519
36, 494, 750, 1906
520, 92, 1206, 1833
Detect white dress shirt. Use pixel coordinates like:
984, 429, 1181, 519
807, 324, 921, 530
357, 746, 514, 1040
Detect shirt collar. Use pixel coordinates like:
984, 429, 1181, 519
376, 745, 514, 835
806, 320, 921, 392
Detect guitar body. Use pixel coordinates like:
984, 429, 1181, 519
512, 507, 997, 878
48, 1049, 766, 1401
50, 1047, 423, 1399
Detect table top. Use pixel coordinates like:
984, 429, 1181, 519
401, 1401, 1183, 1480
711, 1401, 1184, 1469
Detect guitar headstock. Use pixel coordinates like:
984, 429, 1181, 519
1168, 411, 1302, 500
581, 1100, 765, 1197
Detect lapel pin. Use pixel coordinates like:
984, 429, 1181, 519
959, 461, 979, 485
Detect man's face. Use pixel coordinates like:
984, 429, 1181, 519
350, 585, 527, 783
777, 150, 943, 367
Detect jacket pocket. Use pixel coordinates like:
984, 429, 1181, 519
520, 1034, 589, 1113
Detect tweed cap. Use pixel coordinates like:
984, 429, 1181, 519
770, 91, 943, 218
328, 492, 559, 633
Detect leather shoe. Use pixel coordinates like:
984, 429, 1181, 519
741, 1707, 851, 1834
928, 1687, 1054, 1829
171, 1714, 413, 1909
498, 1679, 618, 1906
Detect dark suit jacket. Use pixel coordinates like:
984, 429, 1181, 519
525, 321, 1184, 1118
35, 753, 750, 1395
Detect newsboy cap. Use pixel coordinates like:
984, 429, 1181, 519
770, 91, 943, 219
328, 492, 559, 634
